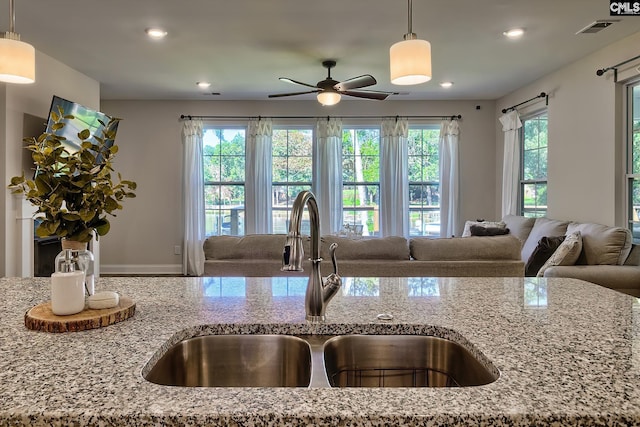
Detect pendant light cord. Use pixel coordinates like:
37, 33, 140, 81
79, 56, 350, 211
9, 0, 15, 33
407, 0, 412, 34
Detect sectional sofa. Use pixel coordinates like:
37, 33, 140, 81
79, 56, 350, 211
502, 215, 640, 297
203, 234, 524, 278
202, 217, 640, 297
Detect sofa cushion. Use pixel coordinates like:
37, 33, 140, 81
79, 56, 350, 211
524, 235, 565, 277
462, 220, 506, 237
320, 236, 409, 260
502, 215, 536, 244
410, 235, 521, 261
203, 234, 288, 260
521, 217, 570, 263
566, 222, 633, 265
537, 231, 582, 277
624, 244, 640, 266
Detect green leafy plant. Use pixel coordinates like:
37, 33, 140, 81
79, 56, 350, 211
8, 107, 137, 243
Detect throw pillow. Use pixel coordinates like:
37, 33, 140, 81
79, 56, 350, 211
462, 220, 507, 237
536, 231, 583, 277
470, 224, 510, 236
524, 235, 565, 277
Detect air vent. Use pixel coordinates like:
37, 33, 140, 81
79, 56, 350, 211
576, 19, 620, 34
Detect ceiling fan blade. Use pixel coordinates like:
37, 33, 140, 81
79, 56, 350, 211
342, 90, 389, 100
268, 90, 320, 98
279, 77, 318, 89
335, 75, 377, 91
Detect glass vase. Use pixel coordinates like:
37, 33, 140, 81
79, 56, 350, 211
54, 240, 95, 296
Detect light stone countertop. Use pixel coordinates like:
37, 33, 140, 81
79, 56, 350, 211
1, 275, 640, 426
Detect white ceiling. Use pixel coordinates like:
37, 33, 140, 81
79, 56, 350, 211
7, 0, 640, 101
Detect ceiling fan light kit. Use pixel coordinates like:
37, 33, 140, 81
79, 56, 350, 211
390, 0, 431, 86
0, 0, 35, 84
317, 91, 341, 106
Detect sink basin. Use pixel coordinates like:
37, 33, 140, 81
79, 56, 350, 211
144, 334, 312, 387
323, 335, 498, 387
144, 333, 497, 388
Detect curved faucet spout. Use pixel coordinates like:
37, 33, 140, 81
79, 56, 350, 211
281, 190, 342, 322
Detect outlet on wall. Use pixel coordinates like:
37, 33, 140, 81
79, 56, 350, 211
174, 245, 182, 255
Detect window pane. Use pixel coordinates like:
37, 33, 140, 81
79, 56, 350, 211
203, 128, 246, 236
408, 127, 441, 237
522, 182, 547, 217
342, 128, 380, 236
629, 84, 640, 242
520, 113, 548, 217
272, 128, 313, 231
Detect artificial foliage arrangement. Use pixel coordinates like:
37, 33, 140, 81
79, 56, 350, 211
8, 107, 137, 243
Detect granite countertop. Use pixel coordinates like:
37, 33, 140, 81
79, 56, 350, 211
1, 275, 640, 426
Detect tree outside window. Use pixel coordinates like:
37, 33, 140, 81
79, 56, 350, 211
520, 112, 548, 217
272, 128, 313, 234
408, 127, 440, 236
203, 128, 245, 236
627, 83, 640, 243
342, 129, 380, 236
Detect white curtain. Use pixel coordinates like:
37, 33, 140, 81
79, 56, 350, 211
181, 120, 205, 276
245, 118, 273, 234
313, 118, 343, 235
499, 110, 522, 218
380, 118, 409, 237
439, 120, 460, 237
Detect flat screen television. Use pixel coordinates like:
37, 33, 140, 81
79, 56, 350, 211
45, 95, 119, 163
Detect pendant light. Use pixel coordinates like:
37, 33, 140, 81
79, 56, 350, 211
390, 0, 431, 86
0, 0, 35, 84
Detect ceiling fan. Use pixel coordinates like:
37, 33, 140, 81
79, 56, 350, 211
269, 60, 399, 106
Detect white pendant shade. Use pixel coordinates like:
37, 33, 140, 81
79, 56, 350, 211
0, 37, 35, 84
390, 38, 432, 85
317, 91, 341, 106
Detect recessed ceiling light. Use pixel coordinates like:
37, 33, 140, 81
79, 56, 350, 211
440, 81, 454, 88
503, 28, 525, 39
197, 82, 211, 88
145, 28, 167, 39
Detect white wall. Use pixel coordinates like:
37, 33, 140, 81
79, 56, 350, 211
0, 51, 99, 277
495, 31, 640, 226
100, 99, 497, 274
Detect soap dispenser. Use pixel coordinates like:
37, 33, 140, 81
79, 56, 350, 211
51, 249, 86, 315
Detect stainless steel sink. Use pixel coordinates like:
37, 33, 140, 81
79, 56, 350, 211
323, 335, 498, 387
144, 334, 312, 387
144, 334, 497, 388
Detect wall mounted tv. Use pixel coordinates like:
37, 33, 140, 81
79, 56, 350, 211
45, 95, 119, 163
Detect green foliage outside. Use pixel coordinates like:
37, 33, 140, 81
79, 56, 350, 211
203, 126, 442, 237
522, 114, 548, 214
8, 108, 137, 243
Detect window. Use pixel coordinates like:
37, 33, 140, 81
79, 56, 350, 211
520, 112, 548, 217
627, 82, 640, 243
272, 128, 313, 234
342, 128, 380, 236
408, 126, 440, 236
203, 127, 245, 236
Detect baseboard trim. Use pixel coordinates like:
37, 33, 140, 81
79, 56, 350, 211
101, 264, 183, 275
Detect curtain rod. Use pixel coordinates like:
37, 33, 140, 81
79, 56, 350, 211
596, 53, 640, 82
180, 114, 462, 121
501, 92, 547, 114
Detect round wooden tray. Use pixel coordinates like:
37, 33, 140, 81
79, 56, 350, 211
24, 296, 135, 333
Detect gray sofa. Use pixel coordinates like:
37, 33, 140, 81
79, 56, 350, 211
503, 215, 640, 297
203, 234, 524, 278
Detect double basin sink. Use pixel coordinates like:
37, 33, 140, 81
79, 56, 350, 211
144, 334, 499, 388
